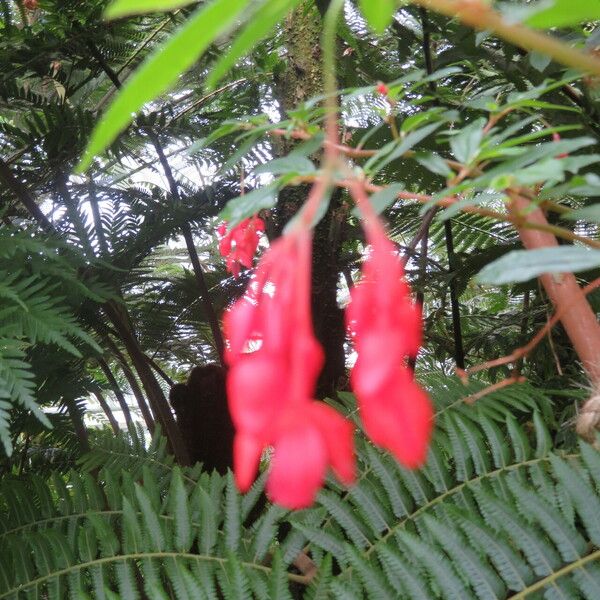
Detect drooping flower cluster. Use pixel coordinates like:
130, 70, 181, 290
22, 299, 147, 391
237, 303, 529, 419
223, 186, 433, 509
223, 231, 355, 509
346, 213, 433, 468
217, 216, 264, 277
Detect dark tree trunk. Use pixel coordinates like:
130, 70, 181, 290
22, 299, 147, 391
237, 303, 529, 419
104, 337, 156, 434
98, 357, 134, 429
93, 390, 121, 435
272, 1, 346, 398
104, 301, 190, 465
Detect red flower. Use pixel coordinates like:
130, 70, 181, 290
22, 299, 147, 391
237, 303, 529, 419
224, 232, 355, 509
376, 82, 390, 96
346, 187, 433, 468
217, 216, 265, 277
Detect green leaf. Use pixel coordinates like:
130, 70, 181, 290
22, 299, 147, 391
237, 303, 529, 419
268, 548, 293, 600
476, 247, 600, 284
506, 476, 586, 563
253, 155, 316, 177
358, 0, 395, 34
168, 467, 192, 552
529, 51, 552, 72
399, 532, 469, 600
352, 183, 403, 217
365, 123, 442, 173
423, 514, 507, 599
449, 118, 486, 164
77, 0, 251, 172
206, 0, 301, 90
401, 108, 446, 133
414, 151, 453, 178
224, 473, 241, 552
135, 483, 165, 552
533, 411, 552, 459
550, 454, 600, 546
564, 204, 600, 224
218, 184, 279, 228
104, 0, 196, 19
525, 0, 600, 28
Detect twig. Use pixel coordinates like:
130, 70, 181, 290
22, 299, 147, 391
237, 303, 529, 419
411, 0, 600, 77
464, 277, 600, 378
464, 375, 526, 404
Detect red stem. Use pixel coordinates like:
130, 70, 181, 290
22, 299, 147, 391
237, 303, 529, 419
508, 191, 600, 387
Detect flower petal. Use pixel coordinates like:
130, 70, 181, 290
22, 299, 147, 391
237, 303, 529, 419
267, 421, 327, 509
227, 353, 287, 435
359, 373, 433, 469
309, 403, 355, 485
223, 297, 256, 360
234, 432, 263, 492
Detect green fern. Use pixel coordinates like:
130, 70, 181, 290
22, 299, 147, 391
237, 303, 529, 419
1, 383, 600, 598
0, 228, 106, 455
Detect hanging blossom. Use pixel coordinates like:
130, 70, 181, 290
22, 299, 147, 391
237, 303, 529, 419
223, 179, 433, 508
346, 183, 433, 468
223, 223, 355, 509
217, 216, 265, 277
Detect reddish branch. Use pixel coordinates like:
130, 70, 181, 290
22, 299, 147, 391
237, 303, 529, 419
466, 277, 600, 378
266, 110, 600, 394
460, 277, 600, 402
266, 128, 600, 250
508, 191, 600, 387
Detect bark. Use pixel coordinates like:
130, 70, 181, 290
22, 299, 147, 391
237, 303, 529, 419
509, 191, 600, 386
273, 1, 346, 397
104, 336, 156, 434
104, 301, 190, 464
93, 390, 121, 434
98, 357, 134, 429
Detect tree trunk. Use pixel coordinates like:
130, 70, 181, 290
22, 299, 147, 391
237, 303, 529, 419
98, 357, 134, 429
93, 390, 121, 434
272, 0, 346, 397
104, 336, 156, 434
104, 301, 190, 465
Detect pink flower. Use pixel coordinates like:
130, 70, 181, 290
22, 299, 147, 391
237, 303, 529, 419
347, 187, 433, 468
223, 232, 355, 508
223, 181, 433, 510
217, 216, 265, 277
376, 82, 390, 96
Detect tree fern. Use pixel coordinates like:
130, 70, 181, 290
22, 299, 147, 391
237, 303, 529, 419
0, 229, 107, 454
